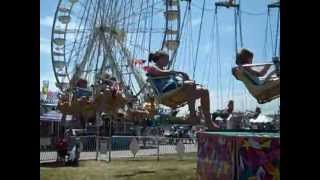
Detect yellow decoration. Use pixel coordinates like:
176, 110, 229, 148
216, 168, 221, 178
243, 140, 251, 150
272, 168, 280, 180
248, 176, 257, 180
204, 156, 211, 164
223, 162, 230, 174
261, 140, 271, 148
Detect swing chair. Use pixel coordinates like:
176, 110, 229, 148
232, 62, 280, 104
146, 72, 191, 109
216, 0, 281, 104
144, 61, 211, 126
94, 80, 128, 115
133, 1, 216, 127
144, 1, 205, 111
124, 101, 156, 123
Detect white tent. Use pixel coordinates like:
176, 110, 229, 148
40, 110, 72, 122
249, 114, 273, 123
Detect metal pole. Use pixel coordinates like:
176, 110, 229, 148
57, 121, 60, 137
51, 122, 54, 136
109, 116, 112, 162
93, 83, 100, 161
96, 112, 100, 161
157, 135, 160, 161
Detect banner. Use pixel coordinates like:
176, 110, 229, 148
197, 132, 280, 180
42, 80, 49, 95
236, 137, 280, 180
197, 133, 235, 180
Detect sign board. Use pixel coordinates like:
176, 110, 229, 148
100, 140, 108, 154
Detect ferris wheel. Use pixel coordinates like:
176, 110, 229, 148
51, 0, 181, 95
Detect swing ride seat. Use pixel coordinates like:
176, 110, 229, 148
268, 1, 280, 9
93, 84, 128, 115
146, 74, 189, 109
232, 63, 280, 104
74, 87, 92, 98
215, 1, 239, 8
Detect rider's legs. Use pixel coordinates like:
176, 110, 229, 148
182, 83, 219, 129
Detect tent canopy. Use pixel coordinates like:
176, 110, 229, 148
40, 110, 72, 122
249, 114, 273, 123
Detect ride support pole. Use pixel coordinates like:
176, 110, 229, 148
109, 116, 112, 162
96, 112, 100, 161
157, 136, 160, 161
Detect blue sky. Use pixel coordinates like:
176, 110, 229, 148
40, 0, 280, 114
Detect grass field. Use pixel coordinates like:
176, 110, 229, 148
40, 154, 198, 180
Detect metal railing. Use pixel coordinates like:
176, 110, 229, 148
40, 135, 197, 163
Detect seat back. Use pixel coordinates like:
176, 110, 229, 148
146, 74, 186, 108
74, 87, 92, 98
232, 66, 280, 104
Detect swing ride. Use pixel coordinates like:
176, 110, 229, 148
51, 0, 280, 131
214, 0, 280, 104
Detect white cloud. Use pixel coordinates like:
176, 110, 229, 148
40, 37, 51, 55
40, 16, 54, 28
202, 43, 211, 53
192, 17, 201, 26
224, 25, 234, 32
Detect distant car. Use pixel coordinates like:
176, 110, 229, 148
163, 130, 172, 137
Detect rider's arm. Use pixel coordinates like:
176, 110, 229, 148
259, 64, 272, 76
173, 71, 190, 80
147, 66, 174, 76
243, 64, 271, 77
147, 66, 190, 81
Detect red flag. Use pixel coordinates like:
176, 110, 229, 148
47, 91, 53, 97
143, 66, 151, 72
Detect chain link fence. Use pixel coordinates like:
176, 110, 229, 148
40, 136, 197, 163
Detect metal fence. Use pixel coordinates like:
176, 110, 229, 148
40, 136, 97, 162
40, 136, 197, 163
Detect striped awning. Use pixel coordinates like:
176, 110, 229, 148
40, 111, 72, 122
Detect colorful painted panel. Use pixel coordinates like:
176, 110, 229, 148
236, 137, 280, 180
197, 133, 235, 180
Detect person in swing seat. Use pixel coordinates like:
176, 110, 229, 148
145, 51, 219, 129
232, 48, 280, 104
233, 48, 274, 85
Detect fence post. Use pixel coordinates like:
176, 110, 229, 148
109, 136, 112, 162
157, 136, 160, 161
108, 117, 112, 162
96, 113, 100, 161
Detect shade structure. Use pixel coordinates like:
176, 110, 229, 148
40, 110, 72, 122
249, 114, 273, 123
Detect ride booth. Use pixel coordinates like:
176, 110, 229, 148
197, 131, 280, 180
